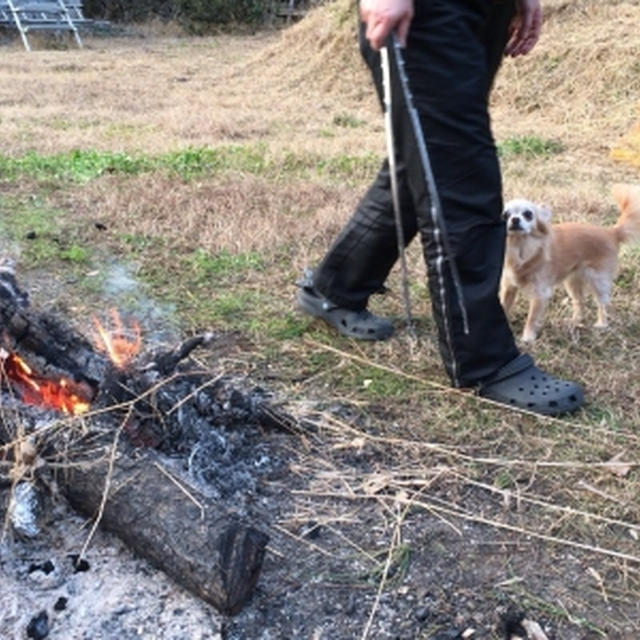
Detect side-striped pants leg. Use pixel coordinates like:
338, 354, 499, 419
313, 0, 520, 387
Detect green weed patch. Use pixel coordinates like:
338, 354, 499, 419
0, 196, 89, 267
498, 135, 565, 158
0, 146, 380, 185
187, 248, 265, 282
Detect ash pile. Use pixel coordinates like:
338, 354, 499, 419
101, 353, 292, 510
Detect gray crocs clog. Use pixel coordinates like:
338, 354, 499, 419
479, 354, 584, 416
296, 270, 393, 341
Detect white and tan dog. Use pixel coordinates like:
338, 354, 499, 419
500, 184, 640, 343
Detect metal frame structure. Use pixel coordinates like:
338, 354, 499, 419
0, 0, 84, 51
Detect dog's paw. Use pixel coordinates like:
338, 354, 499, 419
521, 330, 537, 344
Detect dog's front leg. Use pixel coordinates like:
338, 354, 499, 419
499, 279, 518, 316
522, 296, 549, 343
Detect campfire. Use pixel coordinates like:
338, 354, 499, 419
0, 302, 143, 416
0, 348, 91, 416
92, 310, 141, 370
0, 261, 297, 616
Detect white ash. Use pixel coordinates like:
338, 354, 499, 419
0, 500, 223, 639
8, 482, 44, 539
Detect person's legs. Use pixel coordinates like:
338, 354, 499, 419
310, 0, 514, 316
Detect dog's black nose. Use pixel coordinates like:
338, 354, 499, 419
508, 217, 522, 231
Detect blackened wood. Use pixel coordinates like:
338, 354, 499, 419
60, 449, 268, 615
0, 262, 29, 308
1, 276, 270, 614
0, 267, 103, 390
146, 332, 216, 377
0, 302, 107, 392
0, 420, 10, 444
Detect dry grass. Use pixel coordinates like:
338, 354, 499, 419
67, 173, 360, 255
2, 0, 640, 634
0, 33, 281, 155
0, 3, 379, 159
494, 0, 640, 207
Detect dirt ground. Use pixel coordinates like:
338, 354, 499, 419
2, 2, 640, 639
2, 388, 639, 640
1, 303, 638, 640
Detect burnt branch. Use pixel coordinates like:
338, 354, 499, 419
144, 332, 217, 377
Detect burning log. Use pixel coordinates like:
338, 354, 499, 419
60, 448, 269, 615
0, 308, 106, 392
1, 370, 273, 615
0, 261, 105, 412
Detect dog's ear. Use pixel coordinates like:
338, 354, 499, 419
536, 205, 552, 234
537, 205, 552, 222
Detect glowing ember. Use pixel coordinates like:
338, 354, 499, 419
93, 310, 141, 369
0, 350, 91, 415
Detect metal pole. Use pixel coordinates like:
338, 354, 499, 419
380, 44, 416, 340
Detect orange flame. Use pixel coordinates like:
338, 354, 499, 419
92, 310, 141, 369
1, 351, 91, 415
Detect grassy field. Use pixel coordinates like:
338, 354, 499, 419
2, 0, 640, 636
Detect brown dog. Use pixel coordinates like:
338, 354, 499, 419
500, 184, 640, 343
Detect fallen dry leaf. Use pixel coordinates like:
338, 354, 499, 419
603, 452, 633, 477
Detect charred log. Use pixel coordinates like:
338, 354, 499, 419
0, 301, 107, 395
60, 448, 269, 615
0, 261, 107, 395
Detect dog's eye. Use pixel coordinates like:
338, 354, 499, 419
523, 209, 533, 221
502, 210, 510, 220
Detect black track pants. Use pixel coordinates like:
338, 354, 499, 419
313, 0, 521, 388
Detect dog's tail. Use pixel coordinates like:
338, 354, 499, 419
612, 183, 640, 244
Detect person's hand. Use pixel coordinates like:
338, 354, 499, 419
360, 0, 414, 50
505, 0, 542, 57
